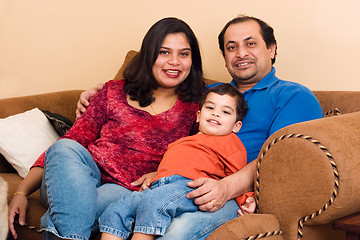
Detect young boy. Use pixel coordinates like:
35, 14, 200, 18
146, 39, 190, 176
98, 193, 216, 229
100, 84, 255, 240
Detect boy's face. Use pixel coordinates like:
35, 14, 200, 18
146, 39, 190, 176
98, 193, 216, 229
196, 92, 242, 136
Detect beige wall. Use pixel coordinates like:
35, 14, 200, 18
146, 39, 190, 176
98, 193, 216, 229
1, 0, 360, 98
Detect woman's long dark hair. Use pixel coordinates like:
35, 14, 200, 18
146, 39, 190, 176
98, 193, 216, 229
123, 17, 205, 107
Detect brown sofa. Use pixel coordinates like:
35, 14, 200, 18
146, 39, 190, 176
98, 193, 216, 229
2, 50, 360, 240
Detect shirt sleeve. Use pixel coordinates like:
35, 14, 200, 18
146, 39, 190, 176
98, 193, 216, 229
31, 84, 109, 168
269, 85, 323, 136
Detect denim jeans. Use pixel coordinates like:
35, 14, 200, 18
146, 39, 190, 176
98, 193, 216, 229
41, 139, 239, 240
40, 139, 132, 240
157, 200, 238, 240
100, 175, 239, 240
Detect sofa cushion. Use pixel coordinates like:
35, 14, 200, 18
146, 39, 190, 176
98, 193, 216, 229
42, 110, 73, 136
0, 108, 59, 178
206, 214, 284, 240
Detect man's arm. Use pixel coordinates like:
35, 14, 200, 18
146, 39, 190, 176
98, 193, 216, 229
76, 83, 104, 119
187, 160, 256, 212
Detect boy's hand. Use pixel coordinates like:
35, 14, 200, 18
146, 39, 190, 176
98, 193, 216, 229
237, 197, 256, 216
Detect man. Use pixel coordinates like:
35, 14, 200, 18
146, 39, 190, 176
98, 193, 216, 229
77, 15, 323, 239
186, 15, 323, 216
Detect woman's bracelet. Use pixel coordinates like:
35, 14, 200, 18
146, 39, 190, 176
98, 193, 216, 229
13, 192, 27, 197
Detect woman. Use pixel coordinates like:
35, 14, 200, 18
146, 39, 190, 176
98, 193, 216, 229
8, 17, 205, 240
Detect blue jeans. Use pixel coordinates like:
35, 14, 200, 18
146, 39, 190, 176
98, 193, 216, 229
41, 139, 239, 240
157, 201, 238, 240
40, 139, 132, 240
100, 175, 239, 240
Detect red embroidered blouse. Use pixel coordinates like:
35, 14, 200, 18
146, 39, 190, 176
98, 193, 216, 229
32, 80, 199, 191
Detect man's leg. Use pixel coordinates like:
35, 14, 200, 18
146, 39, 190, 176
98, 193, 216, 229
157, 199, 238, 240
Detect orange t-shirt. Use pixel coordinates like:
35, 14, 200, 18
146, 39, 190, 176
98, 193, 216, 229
151, 133, 254, 206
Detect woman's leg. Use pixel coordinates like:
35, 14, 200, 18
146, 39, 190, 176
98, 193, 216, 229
41, 139, 101, 240
100, 176, 196, 240
41, 139, 132, 240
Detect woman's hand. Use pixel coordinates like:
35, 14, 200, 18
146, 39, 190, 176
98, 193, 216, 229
8, 194, 28, 239
131, 172, 157, 191
75, 83, 104, 119
186, 178, 231, 212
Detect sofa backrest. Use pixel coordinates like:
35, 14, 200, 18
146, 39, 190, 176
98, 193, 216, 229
1, 49, 360, 174
313, 91, 360, 115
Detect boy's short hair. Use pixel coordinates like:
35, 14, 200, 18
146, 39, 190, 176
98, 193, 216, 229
200, 83, 248, 121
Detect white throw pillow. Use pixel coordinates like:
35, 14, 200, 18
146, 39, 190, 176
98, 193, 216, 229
0, 108, 60, 178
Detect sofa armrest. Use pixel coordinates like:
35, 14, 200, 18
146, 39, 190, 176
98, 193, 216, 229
255, 111, 360, 239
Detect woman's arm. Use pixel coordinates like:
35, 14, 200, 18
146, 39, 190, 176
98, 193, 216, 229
8, 167, 44, 239
186, 160, 256, 212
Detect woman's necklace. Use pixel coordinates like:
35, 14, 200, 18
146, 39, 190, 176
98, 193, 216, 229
150, 96, 177, 115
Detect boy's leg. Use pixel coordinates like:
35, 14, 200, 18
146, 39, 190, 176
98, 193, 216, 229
134, 176, 199, 236
132, 232, 156, 240
101, 232, 124, 240
94, 183, 132, 232
99, 191, 143, 239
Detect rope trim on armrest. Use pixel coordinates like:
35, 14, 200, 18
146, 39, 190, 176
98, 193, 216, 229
241, 230, 283, 239
255, 134, 339, 240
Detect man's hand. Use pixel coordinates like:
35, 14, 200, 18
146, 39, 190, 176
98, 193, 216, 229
131, 172, 157, 191
75, 83, 104, 119
8, 194, 28, 239
186, 178, 231, 212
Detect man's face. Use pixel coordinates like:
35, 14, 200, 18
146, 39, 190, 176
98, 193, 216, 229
223, 20, 276, 90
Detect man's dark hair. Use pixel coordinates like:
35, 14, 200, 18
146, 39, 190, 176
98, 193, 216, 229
218, 15, 277, 65
200, 83, 248, 121
123, 17, 205, 107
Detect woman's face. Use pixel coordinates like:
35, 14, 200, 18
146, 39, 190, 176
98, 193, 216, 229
152, 33, 192, 89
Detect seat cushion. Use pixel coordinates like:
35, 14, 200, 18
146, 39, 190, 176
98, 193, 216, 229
206, 214, 284, 240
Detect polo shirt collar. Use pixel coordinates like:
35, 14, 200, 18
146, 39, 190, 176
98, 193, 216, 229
230, 67, 277, 93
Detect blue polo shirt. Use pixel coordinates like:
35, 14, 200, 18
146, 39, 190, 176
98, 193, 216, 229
209, 67, 323, 162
